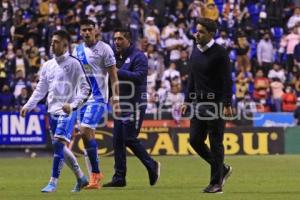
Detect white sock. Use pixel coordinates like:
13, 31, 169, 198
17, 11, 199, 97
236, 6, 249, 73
64, 146, 84, 179
84, 150, 92, 176
49, 177, 58, 185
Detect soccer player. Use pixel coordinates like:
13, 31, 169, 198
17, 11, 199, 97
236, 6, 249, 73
20, 30, 91, 192
72, 19, 120, 189
103, 28, 160, 187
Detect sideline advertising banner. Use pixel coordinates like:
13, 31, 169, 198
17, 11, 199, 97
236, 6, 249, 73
72, 125, 284, 156
253, 112, 295, 127
0, 112, 47, 146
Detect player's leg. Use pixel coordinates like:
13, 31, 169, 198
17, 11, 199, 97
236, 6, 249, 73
41, 115, 68, 192
80, 102, 106, 189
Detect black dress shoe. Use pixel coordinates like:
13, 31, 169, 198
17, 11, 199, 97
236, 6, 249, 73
222, 165, 233, 187
102, 180, 126, 187
203, 184, 223, 194
148, 161, 161, 186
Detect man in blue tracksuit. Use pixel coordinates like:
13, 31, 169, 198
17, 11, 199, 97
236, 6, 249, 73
103, 28, 160, 187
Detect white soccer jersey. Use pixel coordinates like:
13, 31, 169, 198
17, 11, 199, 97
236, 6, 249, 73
73, 40, 116, 103
23, 52, 91, 115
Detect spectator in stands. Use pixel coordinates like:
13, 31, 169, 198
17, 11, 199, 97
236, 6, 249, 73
257, 31, 274, 76
222, 0, 239, 31
270, 77, 284, 112
146, 44, 165, 87
216, 30, 233, 50
143, 16, 160, 46
0, 84, 15, 111
253, 69, 270, 102
15, 87, 30, 109
187, 0, 203, 20
235, 32, 251, 71
287, 7, 300, 30
161, 62, 180, 91
175, 50, 189, 93
0, 0, 13, 51
7, 49, 30, 77
129, 4, 144, 44
146, 86, 158, 114
39, 0, 59, 20
165, 30, 186, 62
280, 25, 300, 74
28, 47, 41, 74
163, 83, 184, 120
268, 62, 286, 83
202, 0, 219, 21
293, 75, 300, 96
235, 71, 250, 102
0, 54, 7, 87
282, 85, 297, 112
237, 92, 257, 115
10, 69, 31, 98
266, 0, 284, 27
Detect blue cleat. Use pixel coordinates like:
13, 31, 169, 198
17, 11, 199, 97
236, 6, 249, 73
41, 182, 57, 193
71, 175, 89, 192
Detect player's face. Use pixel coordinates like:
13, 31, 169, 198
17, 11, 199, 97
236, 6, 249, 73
113, 32, 130, 53
51, 35, 67, 56
195, 24, 211, 46
80, 24, 96, 45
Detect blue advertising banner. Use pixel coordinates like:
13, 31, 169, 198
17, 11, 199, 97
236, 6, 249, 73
253, 112, 295, 127
0, 112, 47, 146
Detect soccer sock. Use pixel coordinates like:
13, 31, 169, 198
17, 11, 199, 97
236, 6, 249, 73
83, 149, 92, 176
63, 146, 84, 179
52, 140, 65, 178
49, 177, 58, 185
85, 139, 100, 173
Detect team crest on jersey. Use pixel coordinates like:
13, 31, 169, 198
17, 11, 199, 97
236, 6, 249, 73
125, 58, 131, 64
62, 65, 71, 72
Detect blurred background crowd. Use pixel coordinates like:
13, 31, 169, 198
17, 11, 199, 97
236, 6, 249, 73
1, 0, 300, 117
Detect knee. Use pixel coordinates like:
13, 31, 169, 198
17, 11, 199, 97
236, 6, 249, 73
189, 136, 201, 148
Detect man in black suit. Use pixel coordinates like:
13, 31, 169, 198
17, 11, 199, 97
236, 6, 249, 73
181, 18, 233, 194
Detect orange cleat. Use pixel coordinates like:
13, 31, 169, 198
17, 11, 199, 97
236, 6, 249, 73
85, 172, 104, 189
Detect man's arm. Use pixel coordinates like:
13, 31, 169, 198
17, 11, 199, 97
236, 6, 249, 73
68, 60, 91, 112
220, 49, 233, 117
21, 64, 49, 117
117, 54, 148, 84
108, 65, 120, 116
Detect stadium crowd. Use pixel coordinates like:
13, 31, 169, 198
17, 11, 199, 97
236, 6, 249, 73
1, 0, 300, 116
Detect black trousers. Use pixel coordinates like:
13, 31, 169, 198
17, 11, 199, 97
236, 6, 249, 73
112, 108, 155, 181
189, 104, 226, 185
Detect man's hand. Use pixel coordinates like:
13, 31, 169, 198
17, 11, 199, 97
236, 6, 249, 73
223, 106, 233, 118
62, 103, 72, 114
180, 103, 188, 115
112, 99, 121, 117
20, 107, 28, 117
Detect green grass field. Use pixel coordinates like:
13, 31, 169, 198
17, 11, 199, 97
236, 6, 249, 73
1, 155, 300, 200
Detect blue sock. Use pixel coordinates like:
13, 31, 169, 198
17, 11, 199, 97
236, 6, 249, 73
85, 139, 100, 173
52, 140, 65, 178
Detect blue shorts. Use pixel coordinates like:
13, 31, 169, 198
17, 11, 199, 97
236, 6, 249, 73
49, 112, 77, 143
79, 102, 107, 129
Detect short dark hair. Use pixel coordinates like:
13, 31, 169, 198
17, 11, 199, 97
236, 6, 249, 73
80, 18, 96, 27
114, 28, 132, 41
52, 30, 70, 43
196, 18, 217, 34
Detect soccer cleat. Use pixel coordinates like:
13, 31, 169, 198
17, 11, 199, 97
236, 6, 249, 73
148, 161, 161, 186
103, 179, 126, 187
202, 184, 223, 194
85, 172, 104, 189
222, 165, 233, 187
41, 182, 57, 193
71, 175, 89, 192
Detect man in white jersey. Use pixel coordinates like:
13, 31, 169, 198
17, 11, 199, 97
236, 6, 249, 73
72, 19, 120, 189
20, 30, 91, 193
